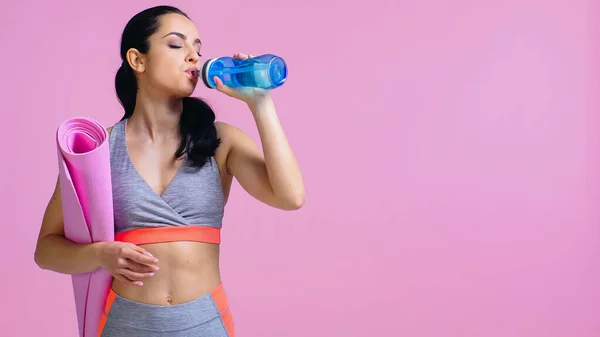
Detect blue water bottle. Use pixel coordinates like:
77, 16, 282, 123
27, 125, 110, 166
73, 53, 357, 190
201, 54, 287, 90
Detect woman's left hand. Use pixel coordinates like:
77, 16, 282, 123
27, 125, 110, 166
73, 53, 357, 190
213, 52, 272, 107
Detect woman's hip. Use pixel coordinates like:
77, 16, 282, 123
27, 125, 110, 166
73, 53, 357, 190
98, 283, 235, 337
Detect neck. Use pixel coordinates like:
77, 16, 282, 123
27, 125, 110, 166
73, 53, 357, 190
127, 89, 182, 143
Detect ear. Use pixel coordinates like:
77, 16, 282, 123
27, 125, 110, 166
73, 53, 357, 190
125, 48, 146, 73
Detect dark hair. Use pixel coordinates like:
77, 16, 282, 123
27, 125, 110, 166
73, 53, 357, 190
115, 5, 220, 168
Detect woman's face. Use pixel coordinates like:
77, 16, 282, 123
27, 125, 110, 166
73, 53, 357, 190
136, 13, 203, 98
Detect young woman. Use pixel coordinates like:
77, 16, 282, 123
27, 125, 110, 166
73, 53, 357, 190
34, 5, 304, 336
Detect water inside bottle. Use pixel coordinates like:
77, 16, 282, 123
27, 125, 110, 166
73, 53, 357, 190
210, 56, 286, 89
229, 62, 272, 88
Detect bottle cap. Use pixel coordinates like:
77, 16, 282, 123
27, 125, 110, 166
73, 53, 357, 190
201, 58, 218, 89
269, 57, 287, 87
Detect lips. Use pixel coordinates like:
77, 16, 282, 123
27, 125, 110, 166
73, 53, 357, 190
185, 69, 200, 78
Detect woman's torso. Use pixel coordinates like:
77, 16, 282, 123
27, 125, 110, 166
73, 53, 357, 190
108, 119, 232, 305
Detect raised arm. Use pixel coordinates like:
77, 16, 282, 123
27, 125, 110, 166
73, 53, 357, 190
215, 99, 305, 211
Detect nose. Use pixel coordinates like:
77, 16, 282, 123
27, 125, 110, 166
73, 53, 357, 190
187, 50, 200, 64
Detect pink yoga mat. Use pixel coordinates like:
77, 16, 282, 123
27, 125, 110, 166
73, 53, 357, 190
56, 117, 114, 337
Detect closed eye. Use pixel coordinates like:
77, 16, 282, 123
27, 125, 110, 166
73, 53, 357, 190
169, 44, 201, 58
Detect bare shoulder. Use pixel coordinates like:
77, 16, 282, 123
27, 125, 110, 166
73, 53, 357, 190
214, 122, 234, 168
214, 121, 254, 147
214, 121, 258, 174
215, 121, 240, 140
214, 121, 238, 154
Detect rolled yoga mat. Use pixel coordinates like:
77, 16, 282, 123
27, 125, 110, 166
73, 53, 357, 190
56, 117, 114, 337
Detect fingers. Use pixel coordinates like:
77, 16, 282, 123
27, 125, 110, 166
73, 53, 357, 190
214, 76, 234, 96
127, 243, 155, 258
233, 52, 253, 60
113, 273, 142, 286
118, 268, 155, 284
117, 257, 156, 274
110, 243, 159, 287
114, 258, 156, 286
122, 258, 159, 273
121, 246, 159, 266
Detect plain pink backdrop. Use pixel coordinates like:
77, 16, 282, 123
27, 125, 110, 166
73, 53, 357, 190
1, 0, 599, 336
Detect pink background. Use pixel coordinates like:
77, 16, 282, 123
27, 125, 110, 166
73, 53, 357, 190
1, 0, 599, 336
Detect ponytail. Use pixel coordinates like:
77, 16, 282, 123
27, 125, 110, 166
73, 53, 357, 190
115, 61, 137, 119
177, 97, 221, 168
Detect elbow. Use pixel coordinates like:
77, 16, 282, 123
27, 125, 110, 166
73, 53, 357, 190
34, 239, 49, 270
34, 247, 45, 269
284, 193, 305, 211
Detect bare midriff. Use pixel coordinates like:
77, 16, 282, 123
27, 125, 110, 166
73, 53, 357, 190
111, 241, 221, 305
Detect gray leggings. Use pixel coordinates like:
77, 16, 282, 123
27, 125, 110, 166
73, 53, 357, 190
99, 283, 235, 337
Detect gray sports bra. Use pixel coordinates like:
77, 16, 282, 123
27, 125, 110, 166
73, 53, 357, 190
108, 119, 225, 242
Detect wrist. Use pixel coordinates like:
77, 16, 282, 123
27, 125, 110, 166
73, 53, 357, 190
248, 91, 273, 111
248, 95, 275, 116
92, 242, 108, 268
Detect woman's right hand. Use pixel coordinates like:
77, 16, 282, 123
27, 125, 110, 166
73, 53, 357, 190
96, 241, 159, 286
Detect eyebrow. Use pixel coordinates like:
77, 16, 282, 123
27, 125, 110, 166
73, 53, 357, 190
163, 32, 201, 45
